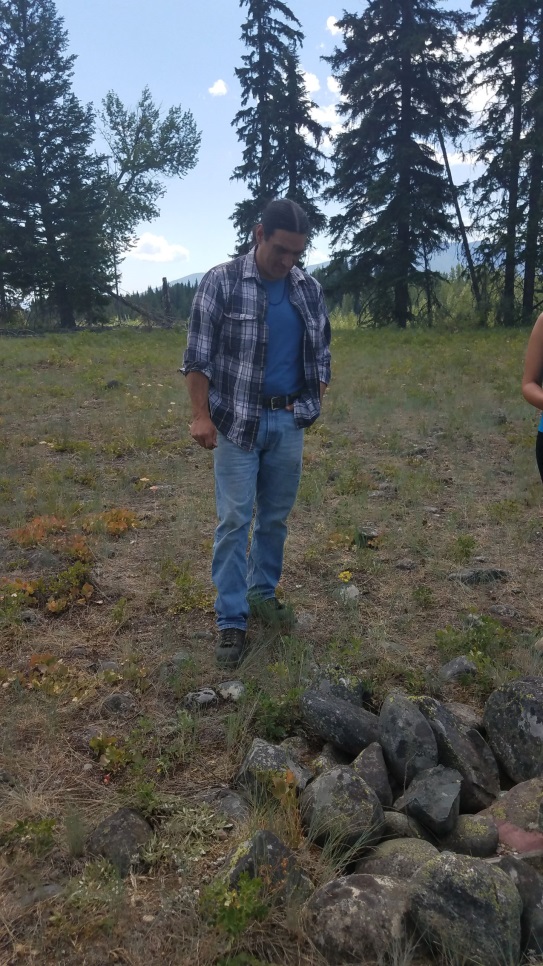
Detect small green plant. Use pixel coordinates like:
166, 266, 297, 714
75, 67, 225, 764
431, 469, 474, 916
412, 584, 435, 610
201, 873, 269, 937
65, 811, 86, 858
251, 687, 302, 741
2, 817, 56, 855
450, 534, 476, 563
89, 734, 131, 774
436, 615, 510, 662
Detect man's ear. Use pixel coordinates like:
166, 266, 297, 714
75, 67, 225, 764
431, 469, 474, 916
254, 224, 265, 245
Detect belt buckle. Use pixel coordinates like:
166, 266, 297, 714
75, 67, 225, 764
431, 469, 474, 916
270, 396, 280, 410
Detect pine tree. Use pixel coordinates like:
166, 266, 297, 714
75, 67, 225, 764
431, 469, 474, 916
231, 0, 328, 253
0, 0, 112, 327
325, 0, 471, 327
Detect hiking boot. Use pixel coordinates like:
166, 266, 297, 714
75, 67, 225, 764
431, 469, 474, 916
248, 596, 295, 627
215, 628, 248, 668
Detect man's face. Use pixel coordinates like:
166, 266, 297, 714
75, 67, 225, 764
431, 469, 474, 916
255, 225, 307, 280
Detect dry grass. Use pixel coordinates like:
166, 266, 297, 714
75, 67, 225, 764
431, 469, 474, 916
0, 325, 541, 964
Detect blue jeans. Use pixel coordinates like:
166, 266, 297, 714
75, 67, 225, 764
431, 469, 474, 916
212, 409, 304, 630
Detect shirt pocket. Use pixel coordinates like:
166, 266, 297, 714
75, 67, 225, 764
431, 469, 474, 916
222, 312, 259, 359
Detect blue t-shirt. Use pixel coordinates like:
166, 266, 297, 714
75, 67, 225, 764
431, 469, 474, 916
261, 278, 305, 397
539, 412, 543, 432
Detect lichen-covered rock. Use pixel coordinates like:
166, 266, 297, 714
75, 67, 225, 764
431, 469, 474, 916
352, 742, 393, 807
443, 701, 483, 733
410, 853, 522, 965
196, 787, 250, 824
481, 778, 543, 834
379, 693, 438, 786
381, 811, 430, 842
312, 741, 352, 775
316, 676, 373, 709
304, 874, 412, 964
354, 837, 438, 879
86, 807, 152, 877
398, 765, 462, 836
438, 813, 499, 858
236, 738, 312, 795
439, 656, 478, 682
495, 855, 543, 959
221, 829, 313, 903
483, 678, 543, 783
300, 690, 379, 755
417, 696, 500, 812
300, 766, 383, 855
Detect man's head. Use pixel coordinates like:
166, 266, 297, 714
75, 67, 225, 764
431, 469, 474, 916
254, 199, 309, 280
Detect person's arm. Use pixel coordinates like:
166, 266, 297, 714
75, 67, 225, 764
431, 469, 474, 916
315, 285, 332, 395
186, 371, 217, 449
522, 313, 543, 410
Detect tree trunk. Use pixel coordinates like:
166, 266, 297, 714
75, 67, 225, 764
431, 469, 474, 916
499, 13, 526, 327
522, 9, 543, 324
395, 1, 413, 329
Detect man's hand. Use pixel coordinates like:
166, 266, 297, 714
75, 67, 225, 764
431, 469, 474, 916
190, 413, 217, 449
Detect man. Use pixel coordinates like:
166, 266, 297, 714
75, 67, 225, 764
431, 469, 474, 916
182, 198, 331, 667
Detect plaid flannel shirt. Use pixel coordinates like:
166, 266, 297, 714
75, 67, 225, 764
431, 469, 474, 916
182, 248, 332, 451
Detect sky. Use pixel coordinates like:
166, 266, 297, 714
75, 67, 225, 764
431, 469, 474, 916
54, 0, 475, 295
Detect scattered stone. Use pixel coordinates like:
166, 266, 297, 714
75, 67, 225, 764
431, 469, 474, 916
354, 525, 380, 548
354, 837, 438, 879
300, 766, 383, 854
423, 505, 440, 514
19, 609, 42, 624
417, 696, 500, 812
482, 778, 543, 838
0, 769, 15, 786
86, 807, 153, 877
410, 853, 522, 966
496, 409, 508, 425
280, 735, 312, 760
216, 680, 245, 702
304, 874, 412, 964
19, 884, 64, 908
438, 655, 478, 682
448, 567, 510, 585
100, 692, 137, 717
295, 609, 316, 629
483, 678, 543, 783
489, 603, 519, 619
395, 558, 417, 570
183, 687, 218, 709
171, 650, 192, 665
352, 742, 393, 807
398, 765, 462, 836
439, 814, 499, 858
312, 742, 352, 775
379, 692, 438, 786
339, 584, 360, 603
221, 829, 313, 903
197, 787, 250, 824
105, 379, 123, 389
189, 630, 213, 641
99, 660, 120, 673
237, 737, 312, 795
495, 855, 543, 958
300, 689, 379, 756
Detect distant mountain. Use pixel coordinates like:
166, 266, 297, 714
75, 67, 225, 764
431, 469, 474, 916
170, 261, 328, 287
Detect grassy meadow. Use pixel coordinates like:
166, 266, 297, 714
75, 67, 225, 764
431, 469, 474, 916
0, 324, 542, 965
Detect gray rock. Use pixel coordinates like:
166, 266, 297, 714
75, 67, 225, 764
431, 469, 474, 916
417, 696, 500, 812
300, 766, 383, 855
183, 687, 218, 709
448, 568, 510, 585
237, 737, 312, 796
379, 692, 438, 786
495, 855, 543, 958
197, 787, 250, 824
410, 853, 522, 966
216, 680, 245, 701
483, 678, 543, 783
439, 814, 499, 857
381, 811, 430, 842
482, 778, 543, 832
352, 742, 393, 807
300, 689, 379, 756
443, 701, 483, 733
99, 660, 120, 673
399, 765, 462, 836
489, 603, 518, 619
438, 655, 478, 682
221, 829, 312, 903
312, 742, 352, 775
100, 692, 137, 717
304, 874, 412, 965
86, 807, 152, 877
19, 884, 64, 908
0, 769, 15, 787
354, 525, 379, 547
396, 558, 417, 570
316, 676, 372, 710
354, 837, 438, 879
339, 584, 359, 602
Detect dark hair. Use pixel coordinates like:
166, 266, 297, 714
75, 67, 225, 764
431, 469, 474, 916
261, 198, 310, 238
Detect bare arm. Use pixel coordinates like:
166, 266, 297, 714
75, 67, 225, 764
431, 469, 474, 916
185, 372, 217, 449
522, 313, 543, 410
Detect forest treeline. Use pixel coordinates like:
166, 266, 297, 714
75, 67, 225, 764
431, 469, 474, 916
2, 0, 543, 330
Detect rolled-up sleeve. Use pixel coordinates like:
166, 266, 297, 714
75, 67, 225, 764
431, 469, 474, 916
181, 269, 223, 380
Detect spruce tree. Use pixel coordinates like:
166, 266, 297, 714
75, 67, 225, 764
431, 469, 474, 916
325, 0, 471, 327
231, 0, 328, 252
0, 0, 112, 327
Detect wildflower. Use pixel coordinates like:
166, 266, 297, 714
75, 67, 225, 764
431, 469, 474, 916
338, 570, 352, 582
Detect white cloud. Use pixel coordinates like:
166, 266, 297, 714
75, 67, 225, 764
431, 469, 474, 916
303, 71, 320, 94
327, 76, 340, 96
209, 79, 227, 96
326, 16, 341, 35
128, 233, 190, 264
